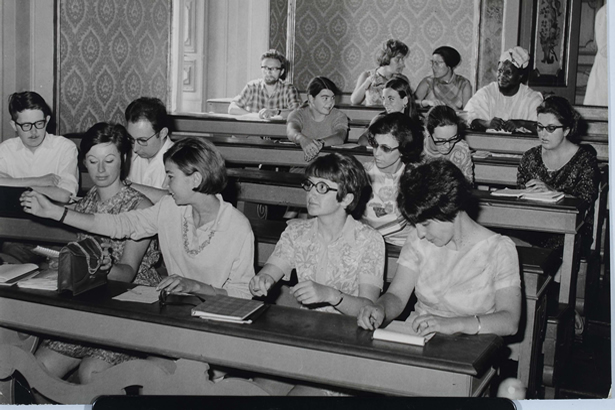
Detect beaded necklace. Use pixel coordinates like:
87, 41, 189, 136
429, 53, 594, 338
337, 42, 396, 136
182, 213, 216, 255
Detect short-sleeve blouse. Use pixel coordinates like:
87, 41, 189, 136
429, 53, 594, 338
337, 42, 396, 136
397, 229, 520, 317
266, 216, 385, 313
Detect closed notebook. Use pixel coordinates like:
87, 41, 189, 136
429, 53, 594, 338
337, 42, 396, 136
372, 320, 435, 347
191, 295, 266, 323
491, 188, 565, 203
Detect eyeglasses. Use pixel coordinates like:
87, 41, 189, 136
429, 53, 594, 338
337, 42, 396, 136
536, 124, 565, 133
129, 131, 160, 146
301, 179, 338, 194
431, 59, 446, 67
14, 119, 46, 132
367, 136, 399, 154
261, 66, 282, 72
430, 134, 460, 145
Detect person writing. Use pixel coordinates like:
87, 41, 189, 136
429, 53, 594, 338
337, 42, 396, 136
250, 153, 384, 395
286, 77, 348, 162
228, 49, 301, 119
21, 138, 254, 299
414, 46, 473, 110
358, 159, 521, 338
464, 46, 542, 133
350, 39, 410, 106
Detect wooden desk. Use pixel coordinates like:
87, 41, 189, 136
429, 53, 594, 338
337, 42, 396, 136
0, 282, 503, 398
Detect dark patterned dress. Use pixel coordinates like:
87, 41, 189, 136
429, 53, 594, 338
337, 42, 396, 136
516, 144, 600, 251
44, 183, 161, 365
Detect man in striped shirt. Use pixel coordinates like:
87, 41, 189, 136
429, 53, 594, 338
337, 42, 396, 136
228, 49, 301, 120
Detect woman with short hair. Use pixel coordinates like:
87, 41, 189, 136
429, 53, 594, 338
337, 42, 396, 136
358, 159, 521, 338
21, 137, 254, 298
350, 39, 410, 106
415, 46, 472, 110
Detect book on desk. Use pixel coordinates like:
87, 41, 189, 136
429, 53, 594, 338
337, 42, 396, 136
373, 320, 435, 347
0, 263, 39, 286
191, 295, 266, 324
491, 188, 565, 203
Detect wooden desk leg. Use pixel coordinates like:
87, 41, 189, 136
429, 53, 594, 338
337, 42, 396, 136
559, 233, 580, 306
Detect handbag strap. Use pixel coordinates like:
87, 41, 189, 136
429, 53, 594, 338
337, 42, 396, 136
70, 238, 103, 276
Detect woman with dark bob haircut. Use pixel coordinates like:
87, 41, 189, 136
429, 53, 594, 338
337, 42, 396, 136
250, 153, 384, 395
351, 39, 410, 106
287, 76, 348, 162
415, 46, 473, 110
517, 96, 600, 251
21, 137, 254, 299
358, 159, 521, 338
33, 122, 161, 385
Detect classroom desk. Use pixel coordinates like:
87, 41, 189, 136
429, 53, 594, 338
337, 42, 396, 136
0, 282, 503, 398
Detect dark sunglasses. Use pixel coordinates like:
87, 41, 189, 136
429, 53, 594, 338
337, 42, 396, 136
367, 136, 399, 154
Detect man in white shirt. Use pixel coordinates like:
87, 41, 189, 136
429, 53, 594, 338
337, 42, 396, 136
465, 46, 543, 133
125, 97, 174, 203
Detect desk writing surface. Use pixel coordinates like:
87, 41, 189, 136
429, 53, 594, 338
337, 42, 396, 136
0, 281, 502, 378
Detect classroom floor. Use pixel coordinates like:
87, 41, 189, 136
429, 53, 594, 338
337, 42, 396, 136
559, 269, 611, 399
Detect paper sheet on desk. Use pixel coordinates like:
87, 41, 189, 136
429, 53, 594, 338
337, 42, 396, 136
0, 263, 39, 285
113, 285, 160, 303
332, 143, 361, 149
486, 127, 533, 134
236, 113, 284, 122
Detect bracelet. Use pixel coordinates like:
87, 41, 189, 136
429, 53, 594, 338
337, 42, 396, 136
474, 315, 482, 334
331, 291, 344, 307
59, 207, 69, 224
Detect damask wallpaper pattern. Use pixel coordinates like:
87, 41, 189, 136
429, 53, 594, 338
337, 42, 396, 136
290, 0, 478, 93
270, 0, 288, 57
57, 0, 170, 134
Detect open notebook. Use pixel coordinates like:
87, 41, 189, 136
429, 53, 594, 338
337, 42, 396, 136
491, 188, 565, 203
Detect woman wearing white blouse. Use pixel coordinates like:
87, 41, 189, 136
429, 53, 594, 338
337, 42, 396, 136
21, 138, 254, 299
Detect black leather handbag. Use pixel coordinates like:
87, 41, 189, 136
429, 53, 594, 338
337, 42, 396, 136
58, 236, 109, 295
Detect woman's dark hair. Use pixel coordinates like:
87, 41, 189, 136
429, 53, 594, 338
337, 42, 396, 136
384, 76, 419, 121
433, 46, 461, 68
80, 122, 132, 180
368, 112, 424, 164
125, 97, 169, 133
377, 39, 409, 67
425, 105, 461, 135
261, 49, 288, 81
8, 91, 52, 120
536, 96, 581, 143
397, 159, 472, 225
306, 76, 341, 98
305, 153, 369, 214
163, 138, 227, 194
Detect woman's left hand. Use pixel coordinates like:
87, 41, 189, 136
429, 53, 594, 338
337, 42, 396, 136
525, 179, 553, 192
156, 275, 203, 294
291, 280, 337, 306
100, 242, 113, 271
411, 314, 460, 337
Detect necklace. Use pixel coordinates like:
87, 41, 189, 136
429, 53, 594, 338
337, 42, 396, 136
182, 215, 215, 255
71, 237, 104, 275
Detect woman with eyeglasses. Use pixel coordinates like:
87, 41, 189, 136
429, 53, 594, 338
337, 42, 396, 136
361, 112, 424, 246
414, 46, 473, 110
350, 39, 410, 106
32, 122, 161, 387
517, 96, 600, 251
249, 153, 384, 395
422, 106, 474, 184
21, 137, 254, 298
358, 159, 521, 339
287, 76, 348, 162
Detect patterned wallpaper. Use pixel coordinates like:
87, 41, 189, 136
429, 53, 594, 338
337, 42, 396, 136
477, 0, 504, 88
290, 0, 478, 93
270, 0, 288, 56
57, 0, 170, 134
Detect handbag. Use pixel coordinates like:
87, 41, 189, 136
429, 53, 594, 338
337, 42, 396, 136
58, 236, 109, 295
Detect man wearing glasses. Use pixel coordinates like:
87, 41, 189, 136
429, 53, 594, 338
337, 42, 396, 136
124, 97, 174, 203
0, 91, 78, 204
228, 49, 301, 119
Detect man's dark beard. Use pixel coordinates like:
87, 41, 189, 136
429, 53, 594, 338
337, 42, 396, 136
264, 77, 278, 86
